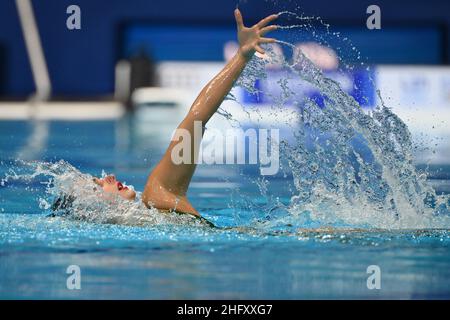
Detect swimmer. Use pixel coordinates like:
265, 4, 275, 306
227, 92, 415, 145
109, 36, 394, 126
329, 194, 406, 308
92, 9, 278, 219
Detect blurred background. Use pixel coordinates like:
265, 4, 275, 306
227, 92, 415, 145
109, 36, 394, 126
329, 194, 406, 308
0, 0, 449, 166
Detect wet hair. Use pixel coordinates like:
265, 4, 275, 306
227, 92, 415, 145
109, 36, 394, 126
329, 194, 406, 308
47, 193, 76, 217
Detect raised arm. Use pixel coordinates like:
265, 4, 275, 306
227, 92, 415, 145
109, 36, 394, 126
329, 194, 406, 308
182, 10, 278, 124
142, 9, 278, 216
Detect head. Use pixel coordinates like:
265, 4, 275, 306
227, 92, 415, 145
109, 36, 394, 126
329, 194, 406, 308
93, 175, 136, 201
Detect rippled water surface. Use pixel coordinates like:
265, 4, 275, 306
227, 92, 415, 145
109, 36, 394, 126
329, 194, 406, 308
1, 120, 449, 299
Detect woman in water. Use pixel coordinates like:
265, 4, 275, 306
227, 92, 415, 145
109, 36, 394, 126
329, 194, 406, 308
92, 9, 278, 218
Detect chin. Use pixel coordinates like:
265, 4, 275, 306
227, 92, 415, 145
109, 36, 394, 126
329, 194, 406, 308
123, 190, 137, 201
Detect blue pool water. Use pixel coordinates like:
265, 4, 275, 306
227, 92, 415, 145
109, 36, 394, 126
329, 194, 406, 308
0, 119, 449, 299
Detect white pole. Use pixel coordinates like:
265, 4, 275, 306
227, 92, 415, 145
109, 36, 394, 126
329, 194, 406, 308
15, 0, 51, 101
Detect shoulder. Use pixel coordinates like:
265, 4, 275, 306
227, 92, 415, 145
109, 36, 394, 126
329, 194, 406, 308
142, 181, 200, 218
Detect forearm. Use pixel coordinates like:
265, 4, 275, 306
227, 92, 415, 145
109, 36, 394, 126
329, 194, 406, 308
144, 9, 277, 205
151, 52, 248, 194
183, 51, 248, 126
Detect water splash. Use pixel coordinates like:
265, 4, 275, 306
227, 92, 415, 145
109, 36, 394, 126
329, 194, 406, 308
2, 7, 449, 231
232, 10, 450, 229
1, 160, 209, 227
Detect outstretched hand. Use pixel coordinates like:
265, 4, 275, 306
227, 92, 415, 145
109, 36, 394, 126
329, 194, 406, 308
234, 8, 278, 60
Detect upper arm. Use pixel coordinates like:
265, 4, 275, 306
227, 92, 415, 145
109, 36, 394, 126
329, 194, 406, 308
144, 114, 202, 197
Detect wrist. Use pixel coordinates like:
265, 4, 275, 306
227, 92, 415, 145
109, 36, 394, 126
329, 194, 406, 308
237, 48, 254, 62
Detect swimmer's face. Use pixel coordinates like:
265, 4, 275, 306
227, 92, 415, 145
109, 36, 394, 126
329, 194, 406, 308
93, 175, 136, 201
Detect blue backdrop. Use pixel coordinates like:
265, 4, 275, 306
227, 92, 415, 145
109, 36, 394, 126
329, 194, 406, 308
0, 0, 449, 97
